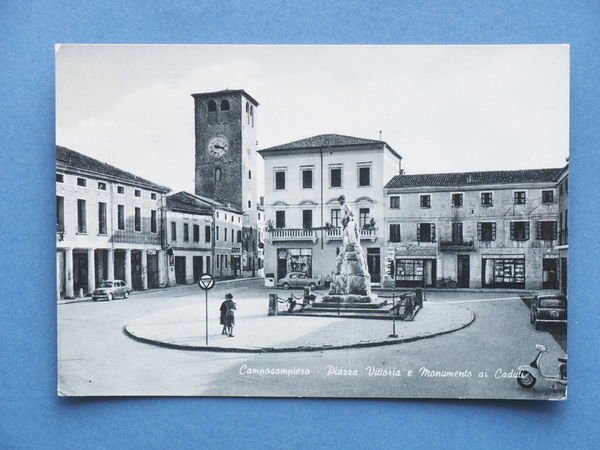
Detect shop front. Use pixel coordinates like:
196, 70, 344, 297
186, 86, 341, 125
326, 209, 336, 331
394, 257, 436, 288
482, 255, 525, 289
276, 248, 312, 281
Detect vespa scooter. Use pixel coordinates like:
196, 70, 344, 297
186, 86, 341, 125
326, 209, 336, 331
517, 344, 567, 389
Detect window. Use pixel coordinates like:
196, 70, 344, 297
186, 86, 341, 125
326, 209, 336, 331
302, 169, 313, 189
231, 229, 234, 242
452, 193, 463, 207
330, 167, 342, 188
205, 225, 211, 242
118, 205, 125, 230
478, 222, 496, 241
208, 100, 217, 112
56, 174, 64, 183
216, 254, 220, 269
77, 199, 86, 233
565, 178, 568, 193
77, 177, 86, 187
250, 104, 254, 127
183, 223, 189, 241
224, 227, 228, 241
216, 226, 220, 240
510, 221, 530, 241
237, 230, 242, 243
542, 190, 554, 203
389, 196, 400, 209
420, 195, 431, 208
537, 221, 558, 241
151, 193, 157, 200
481, 192, 493, 207
56, 196, 64, 231
215, 167, 222, 181
331, 209, 341, 228
220, 99, 230, 111
275, 210, 286, 228
451, 222, 463, 243
417, 223, 435, 242
135, 189, 141, 198
248, 170, 252, 179
359, 208, 370, 228
246, 102, 250, 124
98, 182, 106, 191
225, 255, 228, 268
134, 207, 141, 231
302, 210, 312, 229
389, 224, 401, 242
275, 170, 286, 190
358, 166, 371, 187
117, 186, 124, 194
248, 200, 251, 209
514, 191, 526, 204
98, 202, 107, 234
151, 210, 157, 233
231, 215, 234, 222
193, 224, 200, 242
171, 222, 177, 241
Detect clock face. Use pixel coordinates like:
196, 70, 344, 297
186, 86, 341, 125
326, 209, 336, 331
207, 135, 229, 158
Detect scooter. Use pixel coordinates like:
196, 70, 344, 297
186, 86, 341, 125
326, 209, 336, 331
517, 344, 567, 389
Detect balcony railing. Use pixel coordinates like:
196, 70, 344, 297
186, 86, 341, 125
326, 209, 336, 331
559, 229, 568, 246
324, 227, 378, 242
439, 239, 475, 252
269, 228, 318, 243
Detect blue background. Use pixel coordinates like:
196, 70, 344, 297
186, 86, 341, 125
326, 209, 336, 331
1, 1, 599, 448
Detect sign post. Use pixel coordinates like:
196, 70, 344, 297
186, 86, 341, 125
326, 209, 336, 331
197, 273, 215, 346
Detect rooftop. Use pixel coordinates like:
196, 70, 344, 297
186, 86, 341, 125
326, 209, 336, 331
191, 89, 259, 106
258, 133, 401, 159
167, 191, 243, 215
56, 146, 170, 193
385, 168, 563, 189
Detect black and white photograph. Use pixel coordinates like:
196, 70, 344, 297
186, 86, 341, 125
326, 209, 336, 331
56, 44, 569, 399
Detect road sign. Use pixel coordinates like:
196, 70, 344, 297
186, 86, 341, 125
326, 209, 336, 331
198, 273, 215, 290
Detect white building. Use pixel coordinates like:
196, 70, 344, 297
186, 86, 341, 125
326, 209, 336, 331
258, 134, 402, 284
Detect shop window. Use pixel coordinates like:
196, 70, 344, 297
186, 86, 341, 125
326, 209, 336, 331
510, 221, 530, 241
389, 196, 400, 209
477, 222, 496, 241
389, 224, 401, 242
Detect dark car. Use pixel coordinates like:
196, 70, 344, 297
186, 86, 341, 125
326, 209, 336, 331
92, 280, 130, 301
530, 294, 567, 330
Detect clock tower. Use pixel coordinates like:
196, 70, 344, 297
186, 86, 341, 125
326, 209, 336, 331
192, 89, 260, 275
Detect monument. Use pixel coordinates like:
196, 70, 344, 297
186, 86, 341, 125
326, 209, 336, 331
321, 195, 378, 303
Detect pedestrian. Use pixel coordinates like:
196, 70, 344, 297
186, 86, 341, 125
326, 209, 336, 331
224, 293, 236, 337
219, 296, 228, 335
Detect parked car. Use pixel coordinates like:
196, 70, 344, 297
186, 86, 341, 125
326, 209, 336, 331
92, 280, 130, 301
530, 294, 567, 330
277, 272, 321, 290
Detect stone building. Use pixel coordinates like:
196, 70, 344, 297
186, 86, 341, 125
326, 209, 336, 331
259, 134, 403, 284
56, 146, 170, 299
192, 89, 261, 277
555, 164, 569, 293
383, 168, 562, 290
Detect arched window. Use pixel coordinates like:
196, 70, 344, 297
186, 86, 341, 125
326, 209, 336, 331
208, 100, 217, 112
220, 100, 230, 111
215, 167, 222, 181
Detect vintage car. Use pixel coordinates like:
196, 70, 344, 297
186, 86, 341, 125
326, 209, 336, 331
277, 272, 321, 290
92, 280, 130, 301
530, 294, 567, 330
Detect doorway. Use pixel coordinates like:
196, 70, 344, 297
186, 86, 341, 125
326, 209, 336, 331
193, 256, 203, 281
175, 256, 186, 284
367, 248, 381, 283
457, 255, 470, 288
543, 258, 559, 290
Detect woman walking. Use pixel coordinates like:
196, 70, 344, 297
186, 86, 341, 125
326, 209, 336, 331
224, 293, 236, 337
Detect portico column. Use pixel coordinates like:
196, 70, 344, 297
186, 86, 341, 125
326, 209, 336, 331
125, 249, 132, 290
157, 250, 166, 287
65, 248, 74, 298
107, 248, 114, 281
141, 250, 148, 290
87, 249, 96, 295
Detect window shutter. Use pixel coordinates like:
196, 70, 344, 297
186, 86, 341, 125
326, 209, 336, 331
491, 223, 496, 241
536, 221, 542, 240
510, 222, 515, 240
552, 221, 558, 240
524, 222, 530, 241
416, 223, 421, 242
477, 222, 482, 241
431, 223, 436, 242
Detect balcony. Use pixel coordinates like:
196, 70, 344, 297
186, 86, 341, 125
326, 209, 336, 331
439, 239, 475, 252
268, 228, 318, 243
324, 227, 378, 242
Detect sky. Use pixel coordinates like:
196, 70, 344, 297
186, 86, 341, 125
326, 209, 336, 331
56, 45, 569, 194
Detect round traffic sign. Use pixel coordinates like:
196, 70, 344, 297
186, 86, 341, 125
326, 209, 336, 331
198, 273, 215, 290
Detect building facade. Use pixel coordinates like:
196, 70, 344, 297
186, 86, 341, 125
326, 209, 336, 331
192, 89, 261, 277
259, 134, 402, 284
383, 169, 562, 290
56, 146, 170, 299
555, 164, 569, 293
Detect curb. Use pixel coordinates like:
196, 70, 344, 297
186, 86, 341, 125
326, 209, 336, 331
123, 307, 476, 354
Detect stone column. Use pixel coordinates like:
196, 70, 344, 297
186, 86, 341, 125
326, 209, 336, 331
87, 249, 96, 295
125, 249, 132, 290
107, 248, 114, 280
65, 248, 74, 298
157, 250, 166, 287
141, 250, 148, 290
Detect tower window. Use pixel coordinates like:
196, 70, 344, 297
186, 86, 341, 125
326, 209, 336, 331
220, 100, 230, 111
208, 100, 217, 112
215, 167, 222, 181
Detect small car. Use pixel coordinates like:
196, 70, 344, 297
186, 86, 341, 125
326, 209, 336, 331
92, 280, 130, 301
277, 272, 321, 290
530, 294, 567, 330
